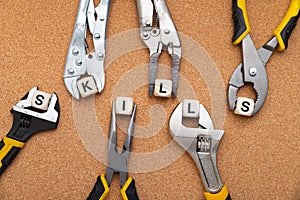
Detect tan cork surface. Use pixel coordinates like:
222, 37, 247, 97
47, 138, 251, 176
0, 0, 299, 199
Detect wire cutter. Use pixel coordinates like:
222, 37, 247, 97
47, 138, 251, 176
228, 0, 300, 115
63, 0, 111, 99
87, 103, 139, 200
169, 101, 231, 200
0, 87, 60, 176
136, 0, 182, 97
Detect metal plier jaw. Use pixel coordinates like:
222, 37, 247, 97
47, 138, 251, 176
169, 102, 224, 194
228, 36, 277, 115
137, 0, 182, 97
63, 0, 111, 99
87, 102, 139, 200
106, 102, 137, 188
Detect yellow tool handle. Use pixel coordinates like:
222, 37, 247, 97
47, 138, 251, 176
0, 136, 25, 175
120, 177, 139, 200
273, 0, 300, 51
204, 186, 231, 200
87, 174, 110, 200
232, 0, 251, 45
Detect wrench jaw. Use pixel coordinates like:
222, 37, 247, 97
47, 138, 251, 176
169, 102, 225, 194
8, 88, 60, 143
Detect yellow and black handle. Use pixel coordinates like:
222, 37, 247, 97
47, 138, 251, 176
204, 186, 231, 200
0, 136, 25, 175
0, 111, 32, 176
273, 0, 300, 51
233, 0, 300, 50
0, 105, 59, 176
87, 175, 110, 200
232, 0, 250, 45
87, 175, 139, 200
120, 177, 139, 200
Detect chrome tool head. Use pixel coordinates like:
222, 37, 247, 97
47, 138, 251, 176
106, 102, 137, 187
137, 0, 181, 97
63, 0, 110, 99
13, 87, 60, 124
169, 101, 224, 193
228, 35, 277, 115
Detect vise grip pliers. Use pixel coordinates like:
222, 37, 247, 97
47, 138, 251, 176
169, 101, 231, 200
87, 102, 139, 200
0, 87, 60, 176
136, 0, 182, 97
63, 0, 111, 99
228, 0, 300, 115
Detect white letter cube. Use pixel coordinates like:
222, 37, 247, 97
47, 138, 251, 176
31, 90, 52, 111
116, 97, 134, 115
183, 99, 200, 118
154, 79, 172, 98
77, 76, 98, 98
234, 97, 255, 116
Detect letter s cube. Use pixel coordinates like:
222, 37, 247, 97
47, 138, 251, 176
234, 97, 255, 116
31, 90, 52, 110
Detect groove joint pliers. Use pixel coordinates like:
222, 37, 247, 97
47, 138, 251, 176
228, 0, 300, 115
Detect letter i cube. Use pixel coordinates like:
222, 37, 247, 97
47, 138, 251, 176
116, 97, 134, 115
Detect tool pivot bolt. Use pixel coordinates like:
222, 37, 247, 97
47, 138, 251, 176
249, 67, 257, 76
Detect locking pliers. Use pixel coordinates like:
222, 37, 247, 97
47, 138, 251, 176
63, 0, 111, 99
136, 0, 182, 97
169, 101, 231, 200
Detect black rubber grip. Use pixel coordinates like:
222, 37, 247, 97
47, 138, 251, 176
124, 179, 139, 200
280, 13, 300, 49
0, 139, 22, 176
226, 193, 232, 200
87, 176, 109, 200
232, 0, 248, 43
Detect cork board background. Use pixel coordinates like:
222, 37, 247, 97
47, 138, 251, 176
0, 0, 299, 199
